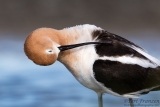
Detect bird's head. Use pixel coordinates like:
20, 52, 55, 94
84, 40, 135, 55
24, 28, 61, 66
24, 26, 99, 66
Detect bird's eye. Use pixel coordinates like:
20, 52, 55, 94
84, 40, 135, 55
45, 49, 54, 54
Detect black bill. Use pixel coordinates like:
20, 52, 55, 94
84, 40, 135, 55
58, 41, 112, 51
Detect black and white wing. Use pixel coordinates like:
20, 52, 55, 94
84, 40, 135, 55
92, 30, 160, 95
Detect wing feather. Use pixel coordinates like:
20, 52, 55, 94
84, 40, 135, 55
92, 30, 160, 95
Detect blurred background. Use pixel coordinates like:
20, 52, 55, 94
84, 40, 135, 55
0, 0, 160, 107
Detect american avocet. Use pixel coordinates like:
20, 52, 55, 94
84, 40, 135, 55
24, 24, 160, 107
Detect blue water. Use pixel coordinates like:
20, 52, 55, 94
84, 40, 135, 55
1, 34, 160, 107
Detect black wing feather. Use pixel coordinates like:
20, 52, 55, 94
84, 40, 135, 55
93, 30, 148, 60
92, 30, 160, 95
93, 60, 160, 95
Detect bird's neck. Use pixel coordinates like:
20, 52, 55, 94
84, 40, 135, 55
58, 24, 102, 45
57, 25, 100, 74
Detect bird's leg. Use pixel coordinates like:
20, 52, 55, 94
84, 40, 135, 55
97, 93, 103, 107
129, 98, 134, 107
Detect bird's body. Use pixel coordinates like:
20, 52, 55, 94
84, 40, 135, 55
24, 24, 160, 107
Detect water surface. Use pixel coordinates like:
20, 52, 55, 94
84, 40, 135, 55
1, 33, 160, 107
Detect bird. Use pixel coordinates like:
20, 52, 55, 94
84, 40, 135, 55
24, 24, 160, 107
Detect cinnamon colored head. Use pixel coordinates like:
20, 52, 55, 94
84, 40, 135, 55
24, 28, 60, 66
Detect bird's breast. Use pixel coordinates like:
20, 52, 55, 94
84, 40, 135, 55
58, 45, 103, 91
